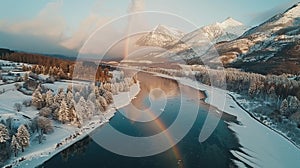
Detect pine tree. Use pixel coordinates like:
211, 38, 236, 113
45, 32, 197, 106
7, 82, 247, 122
66, 91, 75, 108
110, 83, 118, 95
32, 85, 44, 109
98, 96, 108, 112
86, 100, 95, 118
74, 92, 81, 103
45, 90, 54, 107
288, 96, 299, 114
54, 88, 65, 104
87, 92, 96, 102
76, 97, 88, 120
0, 124, 10, 143
103, 91, 113, 104
280, 99, 289, 115
16, 125, 30, 152
68, 107, 77, 124
58, 99, 69, 124
11, 135, 20, 157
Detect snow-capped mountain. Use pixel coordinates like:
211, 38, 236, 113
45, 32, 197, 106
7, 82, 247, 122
136, 24, 185, 48
207, 2, 300, 74
132, 18, 247, 63
182, 17, 248, 45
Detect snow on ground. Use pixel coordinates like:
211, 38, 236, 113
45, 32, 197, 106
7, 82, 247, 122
38, 74, 49, 81
43, 80, 90, 94
150, 72, 300, 168
42, 81, 71, 93
4, 82, 140, 168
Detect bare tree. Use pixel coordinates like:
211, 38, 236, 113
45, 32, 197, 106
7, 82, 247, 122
34, 116, 53, 144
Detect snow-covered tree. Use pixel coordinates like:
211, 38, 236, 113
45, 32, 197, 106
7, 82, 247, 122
103, 91, 113, 104
280, 99, 289, 115
86, 100, 95, 118
98, 96, 108, 112
66, 91, 75, 108
11, 135, 20, 157
76, 97, 88, 120
32, 85, 44, 109
45, 90, 54, 107
88, 92, 96, 102
288, 96, 300, 113
110, 83, 118, 95
16, 125, 30, 152
94, 87, 100, 98
0, 124, 10, 143
54, 88, 65, 104
74, 92, 81, 103
67, 84, 73, 93
68, 107, 77, 124
123, 81, 129, 92
58, 99, 69, 124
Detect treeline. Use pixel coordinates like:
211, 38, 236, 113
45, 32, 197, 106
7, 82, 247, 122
143, 67, 300, 125
32, 77, 136, 127
0, 52, 74, 69
1, 52, 115, 82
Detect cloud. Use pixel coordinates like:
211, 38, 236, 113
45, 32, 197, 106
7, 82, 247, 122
0, 1, 65, 40
60, 14, 110, 50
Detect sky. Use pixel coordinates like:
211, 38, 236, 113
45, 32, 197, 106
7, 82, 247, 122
0, 0, 299, 57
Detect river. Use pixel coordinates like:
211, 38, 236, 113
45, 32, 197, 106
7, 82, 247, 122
39, 72, 247, 168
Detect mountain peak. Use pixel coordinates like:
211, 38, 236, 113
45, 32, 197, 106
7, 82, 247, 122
282, 2, 300, 19
152, 24, 185, 39
136, 24, 184, 48
221, 17, 244, 28
154, 24, 168, 31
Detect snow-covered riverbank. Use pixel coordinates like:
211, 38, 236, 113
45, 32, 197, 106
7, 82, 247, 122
3, 83, 140, 168
151, 73, 300, 168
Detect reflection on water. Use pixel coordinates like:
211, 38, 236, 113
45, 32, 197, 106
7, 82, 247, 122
40, 73, 243, 168
60, 137, 91, 162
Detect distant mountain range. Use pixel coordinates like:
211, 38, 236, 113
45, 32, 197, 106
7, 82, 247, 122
132, 2, 300, 75
219, 2, 300, 74
2, 3, 299, 75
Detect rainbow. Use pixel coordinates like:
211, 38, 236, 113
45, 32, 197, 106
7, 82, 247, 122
123, 16, 183, 167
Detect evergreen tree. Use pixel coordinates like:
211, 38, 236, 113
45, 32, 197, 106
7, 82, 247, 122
103, 91, 113, 104
76, 97, 88, 120
32, 85, 44, 109
280, 99, 289, 115
16, 125, 30, 152
86, 100, 95, 118
66, 91, 75, 108
11, 135, 20, 157
74, 92, 81, 103
0, 124, 10, 143
45, 90, 54, 107
54, 88, 65, 104
111, 83, 118, 95
288, 96, 299, 113
58, 99, 69, 124
98, 96, 108, 112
